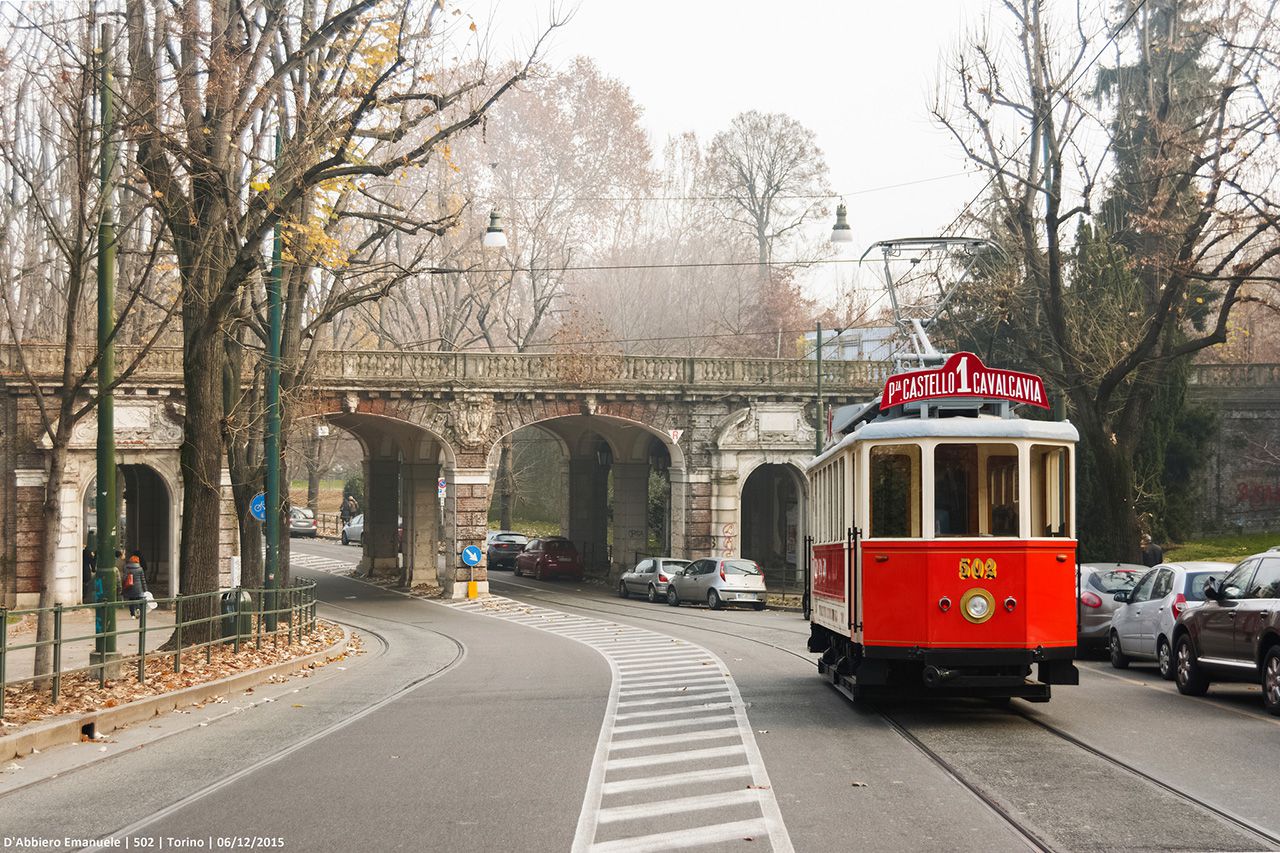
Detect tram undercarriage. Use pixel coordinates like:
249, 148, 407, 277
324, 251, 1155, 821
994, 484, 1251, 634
808, 623, 1079, 703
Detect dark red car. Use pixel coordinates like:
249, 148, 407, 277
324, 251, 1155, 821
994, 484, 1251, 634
514, 537, 583, 581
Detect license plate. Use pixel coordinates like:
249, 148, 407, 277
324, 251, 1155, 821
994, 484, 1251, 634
732, 593, 759, 601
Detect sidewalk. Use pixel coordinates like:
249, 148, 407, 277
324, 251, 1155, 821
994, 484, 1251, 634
4, 605, 177, 684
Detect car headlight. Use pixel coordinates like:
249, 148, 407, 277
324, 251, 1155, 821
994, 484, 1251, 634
959, 588, 996, 624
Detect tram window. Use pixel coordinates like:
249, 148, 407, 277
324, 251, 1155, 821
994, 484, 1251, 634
1031, 445, 1071, 537
870, 444, 920, 538
934, 445, 979, 536
984, 447, 1019, 537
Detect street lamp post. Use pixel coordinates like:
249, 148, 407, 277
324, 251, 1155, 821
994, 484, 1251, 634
91, 23, 121, 677
264, 131, 283, 630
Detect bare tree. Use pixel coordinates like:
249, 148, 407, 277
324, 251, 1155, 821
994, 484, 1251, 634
705, 110, 832, 271
114, 0, 559, 638
935, 0, 1280, 556
0, 16, 173, 675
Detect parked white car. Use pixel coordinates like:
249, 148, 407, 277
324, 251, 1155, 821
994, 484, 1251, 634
1108, 561, 1233, 679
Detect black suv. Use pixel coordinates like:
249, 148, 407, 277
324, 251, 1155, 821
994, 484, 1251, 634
1171, 551, 1280, 715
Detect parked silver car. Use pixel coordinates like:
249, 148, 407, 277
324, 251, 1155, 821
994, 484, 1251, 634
618, 558, 691, 603
1078, 563, 1146, 654
341, 513, 363, 545
1109, 561, 1232, 678
667, 558, 767, 610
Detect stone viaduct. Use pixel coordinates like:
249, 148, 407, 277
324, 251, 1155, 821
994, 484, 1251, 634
1, 345, 1274, 609
0, 345, 890, 607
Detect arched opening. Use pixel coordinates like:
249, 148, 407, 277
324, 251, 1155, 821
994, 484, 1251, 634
485, 415, 684, 579
82, 463, 174, 598
740, 464, 802, 595
310, 413, 454, 589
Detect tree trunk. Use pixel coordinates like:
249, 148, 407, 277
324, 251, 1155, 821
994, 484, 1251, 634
178, 325, 227, 643
306, 429, 322, 512
33, 438, 71, 680
498, 438, 514, 531
1074, 407, 1142, 563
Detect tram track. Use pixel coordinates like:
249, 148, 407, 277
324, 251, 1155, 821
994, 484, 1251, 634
495, 579, 1280, 852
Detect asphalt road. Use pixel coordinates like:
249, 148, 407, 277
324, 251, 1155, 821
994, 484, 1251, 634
2, 538, 1277, 853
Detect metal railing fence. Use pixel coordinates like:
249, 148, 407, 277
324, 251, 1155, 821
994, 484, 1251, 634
0, 580, 318, 721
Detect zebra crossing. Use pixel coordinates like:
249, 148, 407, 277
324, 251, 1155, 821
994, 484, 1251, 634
289, 552, 357, 575
444, 595, 794, 853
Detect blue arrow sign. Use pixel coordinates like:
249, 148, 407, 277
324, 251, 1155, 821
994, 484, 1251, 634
461, 545, 482, 567
249, 492, 266, 522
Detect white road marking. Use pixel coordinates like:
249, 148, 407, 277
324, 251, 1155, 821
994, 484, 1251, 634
599, 765, 754, 795
588, 818, 770, 853
596, 788, 762, 824
440, 594, 794, 853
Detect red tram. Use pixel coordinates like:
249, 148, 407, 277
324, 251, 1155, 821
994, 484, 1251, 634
806, 353, 1080, 702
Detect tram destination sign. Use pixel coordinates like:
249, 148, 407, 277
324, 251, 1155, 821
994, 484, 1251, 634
882, 352, 1049, 410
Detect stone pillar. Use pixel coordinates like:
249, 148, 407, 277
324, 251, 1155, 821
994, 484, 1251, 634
361, 458, 400, 578
218, 468, 238, 588
446, 467, 490, 599
683, 469, 713, 559
668, 467, 688, 559
611, 462, 650, 575
403, 462, 441, 588
568, 458, 608, 573
711, 467, 740, 560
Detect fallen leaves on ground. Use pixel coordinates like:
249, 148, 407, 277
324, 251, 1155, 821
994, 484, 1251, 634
1, 621, 352, 730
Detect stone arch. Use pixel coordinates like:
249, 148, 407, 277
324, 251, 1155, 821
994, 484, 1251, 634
78, 456, 181, 601
738, 461, 808, 594
296, 411, 459, 592
484, 413, 688, 575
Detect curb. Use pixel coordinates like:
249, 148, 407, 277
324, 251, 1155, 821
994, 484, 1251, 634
0, 625, 350, 763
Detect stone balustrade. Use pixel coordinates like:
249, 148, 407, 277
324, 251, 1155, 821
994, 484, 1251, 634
0, 343, 1267, 396
0, 344, 894, 394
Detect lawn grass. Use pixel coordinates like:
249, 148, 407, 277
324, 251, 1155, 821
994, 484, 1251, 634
1165, 531, 1280, 562
490, 518, 563, 538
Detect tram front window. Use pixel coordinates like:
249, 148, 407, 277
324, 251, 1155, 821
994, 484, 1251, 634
1032, 444, 1071, 537
870, 445, 920, 538
934, 443, 1020, 537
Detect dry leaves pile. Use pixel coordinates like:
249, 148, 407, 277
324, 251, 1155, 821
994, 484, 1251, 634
357, 575, 444, 599
1, 621, 350, 730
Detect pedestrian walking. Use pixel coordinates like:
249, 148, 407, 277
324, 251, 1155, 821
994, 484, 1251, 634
341, 494, 359, 524
82, 547, 96, 603
131, 548, 152, 584
122, 553, 148, 617
1140, 533, 1164, 568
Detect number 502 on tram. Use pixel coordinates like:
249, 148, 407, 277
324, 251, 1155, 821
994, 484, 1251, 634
806, 353, 1080, 702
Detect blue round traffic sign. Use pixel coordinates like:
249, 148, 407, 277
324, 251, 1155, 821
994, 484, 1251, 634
461, 546, 482, 566
249, 492, 267, 522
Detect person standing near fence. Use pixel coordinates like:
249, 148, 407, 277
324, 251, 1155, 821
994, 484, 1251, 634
122, 553, 147, 617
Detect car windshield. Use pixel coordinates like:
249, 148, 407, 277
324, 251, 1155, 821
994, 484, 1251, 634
495, 534, 527, 544
544, 540, 576, 554
1184, 571, 1219, 601
292, 508, 314, 518
661, 560, 690, 571
1088, 570, 1141, 592
723, 560, 762, 576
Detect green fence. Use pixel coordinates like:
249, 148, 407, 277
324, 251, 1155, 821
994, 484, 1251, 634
0, 581, 318, 721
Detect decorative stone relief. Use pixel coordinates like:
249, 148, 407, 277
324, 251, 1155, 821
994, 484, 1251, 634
714, 403, 814, 451
56, 401, 185, 450
455, 393, 495, 448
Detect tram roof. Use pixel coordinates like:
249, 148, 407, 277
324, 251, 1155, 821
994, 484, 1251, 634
809, 413, 1078, 470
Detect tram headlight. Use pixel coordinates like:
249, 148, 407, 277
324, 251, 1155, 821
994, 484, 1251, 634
959, 588, 996, 624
